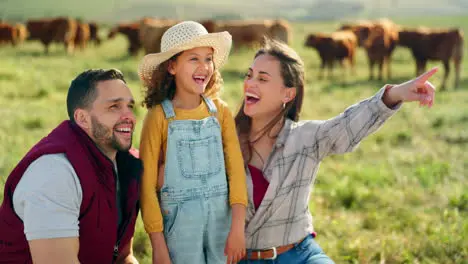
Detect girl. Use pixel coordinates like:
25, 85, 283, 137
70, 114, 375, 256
138, 21, 247, 264
235, 39, 436, 263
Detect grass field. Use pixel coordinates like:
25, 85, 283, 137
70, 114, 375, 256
0, 15, 467, 263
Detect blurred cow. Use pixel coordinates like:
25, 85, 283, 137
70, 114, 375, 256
304, 30, 357, 79
108, 22, 142, 56
139, 18, 178, 54
213, 19, 291, 49
339, 19, 375, 47
363, 18, 399, 80
74, 22, 91, 50
0, 23, 18, 46
340, 18, 399, 80
26, 17, 77, 54
199, 19, 217, 33
14, 23, 28, 44
88, 22, 101, 46
398, 27, 464, 90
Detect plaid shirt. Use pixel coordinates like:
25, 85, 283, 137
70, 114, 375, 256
244, 86, 400, 249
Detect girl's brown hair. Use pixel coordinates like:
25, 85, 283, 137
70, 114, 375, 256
142, 52, 224, 109
235, 38, 305, 163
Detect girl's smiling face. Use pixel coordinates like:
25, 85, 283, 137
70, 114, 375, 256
169, 47, 214, 96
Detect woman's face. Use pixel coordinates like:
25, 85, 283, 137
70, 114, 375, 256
243, 54, 294, 119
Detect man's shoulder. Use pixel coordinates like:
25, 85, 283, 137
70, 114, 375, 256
28, 153, 73, 170
20, 153, 80, 192
13, 155, 82, 240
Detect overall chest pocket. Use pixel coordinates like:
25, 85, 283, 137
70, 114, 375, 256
176, 135, 222, 179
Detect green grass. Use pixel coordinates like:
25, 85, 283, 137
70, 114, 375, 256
1, 15, 467, 264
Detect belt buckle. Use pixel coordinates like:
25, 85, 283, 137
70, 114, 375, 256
263, 246, 277, 260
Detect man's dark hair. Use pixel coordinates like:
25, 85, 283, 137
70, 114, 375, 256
67, 69, 126, 122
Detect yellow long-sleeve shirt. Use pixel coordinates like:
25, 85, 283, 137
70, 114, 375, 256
139, 98, 248, 233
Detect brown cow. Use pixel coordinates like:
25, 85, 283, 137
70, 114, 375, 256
139, 18, 178, 54
339, 20, 375, 47
0, 23, 18, 46
15, 23, 28, 44
26, 17, 77, 54
199, 19, 216, 33
213, 19, 291, 49
270, 19, 291, 45
108, 22, 141, 56
363, 19, 399, 80
304, 30, 357, 79
88, 22, 101, 45
74, 22, 91, 50
398, 27, 464, 90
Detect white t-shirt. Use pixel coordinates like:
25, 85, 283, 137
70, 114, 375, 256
13, 154, 82, 240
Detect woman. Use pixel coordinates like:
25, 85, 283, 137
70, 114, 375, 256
235, 39, 436, 263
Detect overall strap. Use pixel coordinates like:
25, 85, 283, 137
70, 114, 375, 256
201, 95, 217, 115
161, 99, 176, 121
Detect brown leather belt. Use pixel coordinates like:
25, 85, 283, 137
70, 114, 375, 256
242, 237, 307, 260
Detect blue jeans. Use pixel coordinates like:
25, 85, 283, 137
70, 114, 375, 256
239, 235, 335, 264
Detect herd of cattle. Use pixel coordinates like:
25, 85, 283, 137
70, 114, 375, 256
313, 18, 464, 90
0, 16, 464, 89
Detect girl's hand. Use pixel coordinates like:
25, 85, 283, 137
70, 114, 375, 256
224, 226, 246, 264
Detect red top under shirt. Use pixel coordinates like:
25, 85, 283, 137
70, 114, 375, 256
248, 164, 318, 238
248, 165, 269, 210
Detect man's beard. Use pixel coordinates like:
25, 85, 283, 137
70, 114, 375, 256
91, 116, 132, 152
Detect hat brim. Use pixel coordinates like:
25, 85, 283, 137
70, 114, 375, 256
138, 31, 232, 84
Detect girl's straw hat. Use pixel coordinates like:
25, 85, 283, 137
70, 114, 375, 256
138, 21, 232, 83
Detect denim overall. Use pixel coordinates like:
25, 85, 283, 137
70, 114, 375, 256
159, 95, 231, 264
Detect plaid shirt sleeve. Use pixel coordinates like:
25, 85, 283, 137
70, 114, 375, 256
299, 86, 401, 160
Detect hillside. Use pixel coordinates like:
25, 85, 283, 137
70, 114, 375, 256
1, 0, 468, 23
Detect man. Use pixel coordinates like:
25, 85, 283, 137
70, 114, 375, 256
0, 69, 141, 264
